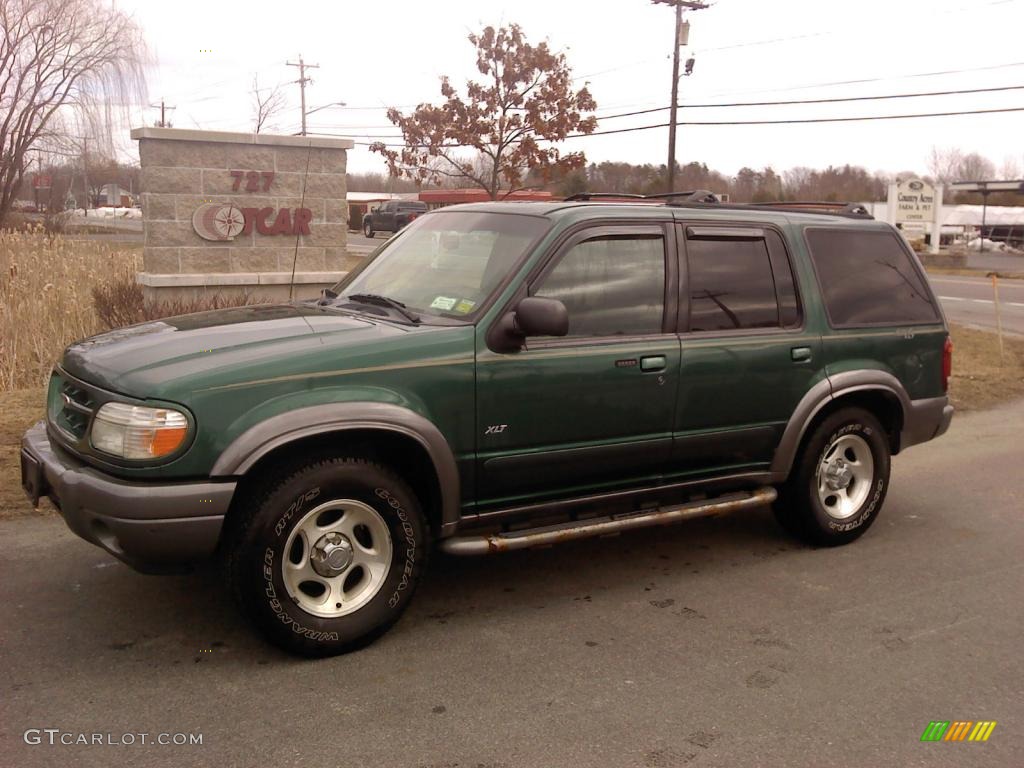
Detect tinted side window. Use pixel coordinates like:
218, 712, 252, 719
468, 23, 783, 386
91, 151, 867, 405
806, 228, 940, 326
534, 234, 665, 337
686, 237, 781, 331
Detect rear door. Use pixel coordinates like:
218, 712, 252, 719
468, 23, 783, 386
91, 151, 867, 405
475, 223, 681, 507
669, 222, 822, 478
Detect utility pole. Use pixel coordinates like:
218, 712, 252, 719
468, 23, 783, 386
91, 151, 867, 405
78, 136, 89, 216
652, 0, 707, 192
286, 55, 320, 136
151, 98, 175, 127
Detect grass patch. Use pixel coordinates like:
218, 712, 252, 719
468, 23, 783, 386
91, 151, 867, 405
925, 266, 1024, 280
0, 230, 142, 391
948, 323, 1024, 411
0, 389, 46, 520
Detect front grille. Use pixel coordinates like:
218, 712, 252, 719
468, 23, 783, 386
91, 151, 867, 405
47, 371, 97, 442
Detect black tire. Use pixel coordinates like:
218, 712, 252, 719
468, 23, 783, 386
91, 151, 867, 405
774, 407, 891, 547
363, 221, 374, 238
226, 456, 429, 657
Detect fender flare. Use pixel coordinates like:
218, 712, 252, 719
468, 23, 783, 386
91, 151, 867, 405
211, 403, 460, 535
770, 370, 911, 480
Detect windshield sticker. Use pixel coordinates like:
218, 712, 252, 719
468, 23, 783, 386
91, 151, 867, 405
453, 299, 476, 314
430, 296, 457, 311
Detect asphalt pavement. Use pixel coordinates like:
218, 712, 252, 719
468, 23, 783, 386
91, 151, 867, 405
2, 399, 1022, 767
930, 275, 1024, 335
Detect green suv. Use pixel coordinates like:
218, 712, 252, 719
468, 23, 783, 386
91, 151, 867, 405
21, 193, 954, 656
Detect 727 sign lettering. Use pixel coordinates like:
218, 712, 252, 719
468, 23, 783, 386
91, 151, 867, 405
231, 170, 274, 192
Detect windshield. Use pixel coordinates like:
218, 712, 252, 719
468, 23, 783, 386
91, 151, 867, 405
334, 211, 549, 319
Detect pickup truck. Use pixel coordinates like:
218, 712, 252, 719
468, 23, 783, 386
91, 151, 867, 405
362, 200, 428, 237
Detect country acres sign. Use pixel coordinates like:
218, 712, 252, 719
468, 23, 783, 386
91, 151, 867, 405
191, 170, 312, 241
895, 178, 935, 224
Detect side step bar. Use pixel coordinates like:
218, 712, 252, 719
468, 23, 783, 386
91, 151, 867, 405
440, 487, 777, 556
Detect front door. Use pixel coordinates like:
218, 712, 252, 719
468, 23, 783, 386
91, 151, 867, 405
476, 223, 681, 508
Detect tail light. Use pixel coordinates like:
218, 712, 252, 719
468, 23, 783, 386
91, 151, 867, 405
941, 336, 953, 392
408, 213, 418, 221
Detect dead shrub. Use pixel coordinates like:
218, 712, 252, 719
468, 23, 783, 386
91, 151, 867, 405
91, 270, 273, 329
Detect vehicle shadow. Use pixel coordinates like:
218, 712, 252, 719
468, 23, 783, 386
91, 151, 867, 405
56, 505, 795, 665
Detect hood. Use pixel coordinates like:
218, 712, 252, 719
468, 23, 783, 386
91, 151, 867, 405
61, 304, 414, 397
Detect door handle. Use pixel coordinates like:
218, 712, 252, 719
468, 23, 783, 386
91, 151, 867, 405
791, 346, 812, 363
640, 355, 666, 372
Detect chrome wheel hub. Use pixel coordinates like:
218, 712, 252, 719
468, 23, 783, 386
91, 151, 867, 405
281, 499, 393, 618
823, 460, 854, 491
310, 532, 354, 577
816, 433, 874, 520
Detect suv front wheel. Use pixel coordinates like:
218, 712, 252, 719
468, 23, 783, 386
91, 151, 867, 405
226, 456, 429, 657
363, 221, 374, 238
775, 407, 891, 546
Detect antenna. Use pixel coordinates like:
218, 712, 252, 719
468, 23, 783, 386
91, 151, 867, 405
288, 141, 314, 301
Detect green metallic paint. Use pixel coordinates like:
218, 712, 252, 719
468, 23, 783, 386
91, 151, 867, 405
42, 201, 950, 529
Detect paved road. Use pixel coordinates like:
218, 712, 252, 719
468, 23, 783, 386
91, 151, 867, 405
929, 275, 1024, 335
2, 402, 1022, 767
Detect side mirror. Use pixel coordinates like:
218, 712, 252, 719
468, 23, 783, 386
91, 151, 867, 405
515, 296, 569, 337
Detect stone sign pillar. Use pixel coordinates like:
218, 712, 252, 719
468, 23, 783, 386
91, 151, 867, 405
130, 127, 355, 302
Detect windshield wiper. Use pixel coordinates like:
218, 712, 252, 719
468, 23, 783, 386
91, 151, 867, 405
344, 293, 421, 324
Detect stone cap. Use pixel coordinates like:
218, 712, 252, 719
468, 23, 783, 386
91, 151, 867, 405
131, 127, 354, 150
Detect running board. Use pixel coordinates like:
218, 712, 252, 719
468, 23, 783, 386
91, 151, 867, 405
440, 487, 777, 556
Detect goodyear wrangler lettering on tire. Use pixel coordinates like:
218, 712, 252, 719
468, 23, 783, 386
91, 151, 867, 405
229, 458, 428, 657
274, 488, 320, 537
377, 487, 418, 609
261, 548, 339, 642
775, 407, 891, 547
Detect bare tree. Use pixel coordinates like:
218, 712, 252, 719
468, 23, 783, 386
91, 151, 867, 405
0, 0, 146, 226
927, 146, 963, 185
1000, 155, 1021, 180
954, 152, 996, 182
251, 75, 286, 134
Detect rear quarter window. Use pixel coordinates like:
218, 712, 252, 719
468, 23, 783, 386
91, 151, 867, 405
805, 228, 940, 326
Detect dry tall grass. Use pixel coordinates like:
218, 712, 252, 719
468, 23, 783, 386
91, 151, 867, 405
0, 230, 141, 391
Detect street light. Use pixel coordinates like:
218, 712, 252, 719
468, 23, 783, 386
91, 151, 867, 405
304, 101, 347, 131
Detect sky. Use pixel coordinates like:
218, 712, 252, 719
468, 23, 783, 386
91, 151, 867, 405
115, 0, 1024, 180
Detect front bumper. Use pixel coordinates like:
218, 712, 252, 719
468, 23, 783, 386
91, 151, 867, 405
21, 421, 235, 573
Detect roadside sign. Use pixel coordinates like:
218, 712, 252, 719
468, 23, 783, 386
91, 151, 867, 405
895, 179, 935, 223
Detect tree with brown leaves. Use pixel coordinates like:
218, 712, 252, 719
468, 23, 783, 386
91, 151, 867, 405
371, 24, 597, 200
0, 0, 147, 226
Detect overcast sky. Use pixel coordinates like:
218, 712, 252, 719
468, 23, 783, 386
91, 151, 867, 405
117, 0, 1024, 180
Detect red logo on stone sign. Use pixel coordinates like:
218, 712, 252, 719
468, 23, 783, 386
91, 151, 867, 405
192, 204, 312, 241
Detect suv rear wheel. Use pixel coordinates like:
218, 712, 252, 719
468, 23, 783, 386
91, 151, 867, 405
363, 221, 374, 238
775, 407, 891, 546
226, 456, 428, 657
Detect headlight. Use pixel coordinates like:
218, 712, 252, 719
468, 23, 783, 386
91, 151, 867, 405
91, 402, 189, 460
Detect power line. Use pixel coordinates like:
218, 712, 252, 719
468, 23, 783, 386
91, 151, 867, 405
573, 105, 1024, 133
336, 105, 1024, 147
594, 83, 1024, 121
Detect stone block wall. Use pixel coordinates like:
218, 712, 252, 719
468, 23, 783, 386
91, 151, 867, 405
130, 128, 355, 302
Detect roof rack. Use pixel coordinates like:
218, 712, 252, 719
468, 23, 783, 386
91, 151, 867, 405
560, 190, 873, 219
740, 201, 873, 217
563, 190, 719, 203
562, 192, 648, 201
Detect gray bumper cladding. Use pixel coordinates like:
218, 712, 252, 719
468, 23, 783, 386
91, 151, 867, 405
21, 421, 236, 573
